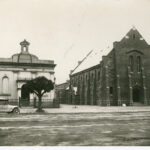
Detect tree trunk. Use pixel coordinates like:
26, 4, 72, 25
37, 95, 42, 112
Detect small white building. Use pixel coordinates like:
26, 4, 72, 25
0, 40, 56, 107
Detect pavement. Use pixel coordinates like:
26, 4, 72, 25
20, 104, 150, 114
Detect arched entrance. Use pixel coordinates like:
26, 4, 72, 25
132, 86, 143, 104
21, 84, 30, 106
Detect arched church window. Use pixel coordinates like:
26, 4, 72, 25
98, 71, 100, 80
129, 56, 133, 71
86, 75, 88, 81
91, 73, 94, 80
2, 76, 9, 93
137, 56, 141, 72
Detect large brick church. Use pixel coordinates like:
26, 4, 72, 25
68, 27, 150, 106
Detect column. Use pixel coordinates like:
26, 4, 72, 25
141, 67, 147, 105
98, 85, 102, 106
129, 74, 133, 106
79, 85, 82, 105
117, 74, 121, 106
17, 89, 21, 99
105, 66, 110, 106
17, 89, 21, 106
142, 75, 147, 105
99, 69, 103, 106
72, 93, 75, 105
69, 85, 73, 104
90, 84, 94, 105
84, 87, 87, 105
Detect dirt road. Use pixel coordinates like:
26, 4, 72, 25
0, 112, 150, 146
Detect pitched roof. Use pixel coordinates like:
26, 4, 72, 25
72, 49, 103, 75
71, 27, 148, 75
120, 27, 148, 45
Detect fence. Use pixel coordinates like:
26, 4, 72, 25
0, 98, 60, 108
31, 98, 60, 108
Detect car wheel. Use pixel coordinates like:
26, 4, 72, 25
12, 108, 20, 114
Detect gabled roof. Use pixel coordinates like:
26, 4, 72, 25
120, 27, 148, 46
71, 27, 149, 75
72, 50, 102, 75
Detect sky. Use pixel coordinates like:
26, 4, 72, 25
0, 0, 150, 84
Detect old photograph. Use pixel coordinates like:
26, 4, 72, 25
0, 0, 150, 147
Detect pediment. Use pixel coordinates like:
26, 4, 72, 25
126, 50, 144, 55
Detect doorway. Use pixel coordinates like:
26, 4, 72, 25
21, 84, 30, 106
132, 86, 143, 104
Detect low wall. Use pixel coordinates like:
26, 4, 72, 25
33, 99, 60, 108
0, 98, 60, 108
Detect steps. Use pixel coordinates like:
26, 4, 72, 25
133, 102, 144, 106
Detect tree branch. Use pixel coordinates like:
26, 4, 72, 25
33, 90, 38, 96
41, 90, 46, 96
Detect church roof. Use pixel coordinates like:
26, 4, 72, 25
12, 53, 38, 63
71, 27, 148, 75
119, 26, 148, 47
0, 40, 55, 66
12, 39, 39, 63
20, 39, 30, 46
71, 49, 102, 75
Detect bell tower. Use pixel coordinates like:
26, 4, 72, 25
20, 39, 30, 53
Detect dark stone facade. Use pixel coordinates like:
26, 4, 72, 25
69, 28, 150, 106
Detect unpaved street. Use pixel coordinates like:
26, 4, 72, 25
0, 112, 150, 146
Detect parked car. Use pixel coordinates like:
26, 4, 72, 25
0, 99, 20, 114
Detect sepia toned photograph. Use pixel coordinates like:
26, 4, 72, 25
0, 0, 150, 148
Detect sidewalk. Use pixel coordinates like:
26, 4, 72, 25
20, 104, 150, 114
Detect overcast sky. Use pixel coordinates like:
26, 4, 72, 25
0, 0, 150, 84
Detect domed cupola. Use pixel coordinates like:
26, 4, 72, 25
12, 39, 38, 63
20, 39, 30, 54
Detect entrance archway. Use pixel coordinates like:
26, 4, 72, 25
21, 84, 30, 106
132, 86, 143, 104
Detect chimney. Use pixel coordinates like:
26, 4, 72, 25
70, 70, 73, 74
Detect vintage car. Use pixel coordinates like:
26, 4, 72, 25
0, 99, 20, 114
